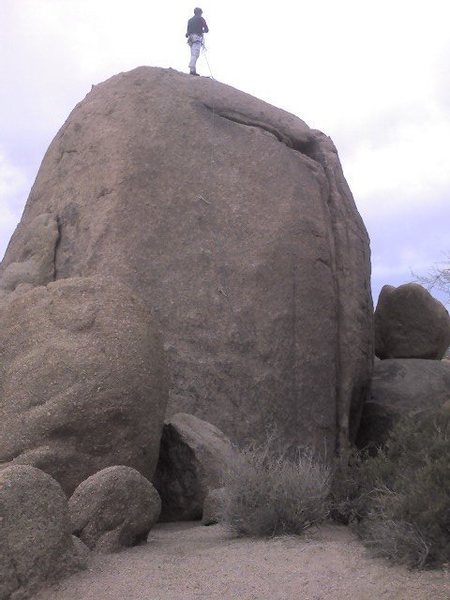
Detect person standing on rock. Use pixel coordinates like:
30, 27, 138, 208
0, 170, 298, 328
186, 7, 209, 76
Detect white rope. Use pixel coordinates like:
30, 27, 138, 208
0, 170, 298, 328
201, 43, 216, 176
201, 41, 214, 79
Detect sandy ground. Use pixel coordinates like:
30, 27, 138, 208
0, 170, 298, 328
34, 522, 450, 600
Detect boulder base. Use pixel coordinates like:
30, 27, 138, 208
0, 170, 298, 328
357, 359, 450, 448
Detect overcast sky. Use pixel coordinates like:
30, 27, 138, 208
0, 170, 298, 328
1, 0, 449, 305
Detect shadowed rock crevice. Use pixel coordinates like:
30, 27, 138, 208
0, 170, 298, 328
154, 424, 200, 521
153, 414, 233, 522
207, 107, 320, 159
53, 215, 62, 281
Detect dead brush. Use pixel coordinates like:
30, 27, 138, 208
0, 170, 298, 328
220, 437, 331, 537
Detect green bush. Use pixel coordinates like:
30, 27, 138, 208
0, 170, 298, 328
220, 439, 331, 537
332, 408, 450, 568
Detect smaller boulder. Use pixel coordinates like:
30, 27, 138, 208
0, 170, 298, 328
69, 466, 161, 553
375, 283, 450, 360
0, 465, 84, 600
153, 413, 234, 521
202, 487, 227, 526
357, 358, 450, 448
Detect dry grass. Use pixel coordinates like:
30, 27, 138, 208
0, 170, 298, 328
220, 439, 331, 537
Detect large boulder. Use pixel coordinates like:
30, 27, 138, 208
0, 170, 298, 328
153, 413, 234, 521
357, 359, 450, 448
375, 283, 450, 360
0, 276, 168, 495
0, 66, 373, 455
69, 466, 161, 553
0, 465, 85, 600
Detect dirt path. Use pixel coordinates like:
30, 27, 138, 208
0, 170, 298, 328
35, 522, 450, 600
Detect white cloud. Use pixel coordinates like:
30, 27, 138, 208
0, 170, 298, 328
0, 152, 27, 209
372, 251, 433, 281
345, 113, 450, 216
0, 149, 28, 253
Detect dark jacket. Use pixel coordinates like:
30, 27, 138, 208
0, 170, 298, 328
186, 15, 209, 36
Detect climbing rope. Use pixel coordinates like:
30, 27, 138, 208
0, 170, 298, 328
201, 40, 214, 79
201, 42, 216, 174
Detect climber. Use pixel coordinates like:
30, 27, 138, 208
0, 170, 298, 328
186, 7, 209, 76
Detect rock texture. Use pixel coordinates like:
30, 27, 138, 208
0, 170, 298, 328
202, 487, 226, 526
0, 66, 373, 455
0, 213, 59, 296
69, 466, 161, 553
0, 465, 85, 600
154, 413, 234, 521
375, 283, 450, 360
0, 276, 168, 495
357, 359, 450, 448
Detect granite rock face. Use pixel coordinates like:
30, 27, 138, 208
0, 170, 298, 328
0, 66, 373, 455
375, 283, 450, 360
154, 413, 234, 521
69, 466, 161, 553
0, 277, 168, 495
0, 213, 59, 295
357, 359, 450, 448
0, 465, 86, 600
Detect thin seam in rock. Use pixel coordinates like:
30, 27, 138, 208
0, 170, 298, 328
203, 106, 319, 159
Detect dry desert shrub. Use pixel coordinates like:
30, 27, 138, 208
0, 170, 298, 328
358, 516, 432, 568
332, 408, 450, 569
220, 438, 331, 537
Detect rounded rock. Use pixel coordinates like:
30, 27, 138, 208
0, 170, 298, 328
0, 465, 84, 600
375, 283, 450, 360
0, 276, 169, 495
69, 465, 161, 553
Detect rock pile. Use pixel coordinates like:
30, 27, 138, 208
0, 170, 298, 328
359, 283, 450, 447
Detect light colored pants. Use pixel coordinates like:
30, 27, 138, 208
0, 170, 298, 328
188, 34, 203, 71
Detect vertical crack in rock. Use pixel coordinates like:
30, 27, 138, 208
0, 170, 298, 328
313, 140, 346, 453
53, 216, 62, 281
291, 263, 298, 429
309, 132, 371, 453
